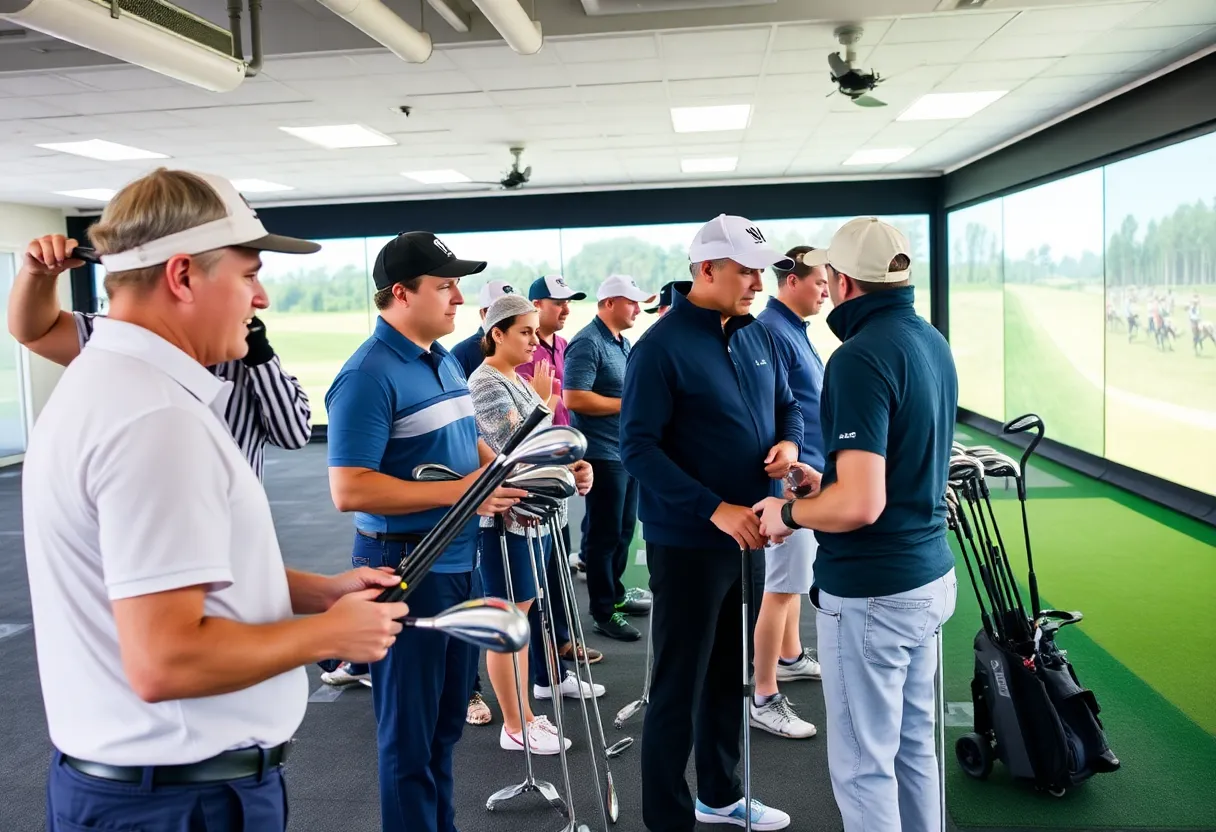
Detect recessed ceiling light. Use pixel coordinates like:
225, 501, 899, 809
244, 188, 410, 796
402, 169, 472, 185
670, 104, 751, 133
54, 188, 117, 202
231, 179, 294, 193
36, 139, 168, 161
680, 157, 738, 173
279, 124, 397, 149
843, 148, 915, 166
897, 91, 1008, 121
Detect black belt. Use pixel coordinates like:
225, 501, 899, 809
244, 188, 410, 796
357, 529, 423, 544
62, 742, 291, 785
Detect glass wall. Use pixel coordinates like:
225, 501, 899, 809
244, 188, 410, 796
0, 252, 28, 456
246, 214, 931, 424
947, 128, 1216, 496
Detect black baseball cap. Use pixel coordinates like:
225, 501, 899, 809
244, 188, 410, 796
372, 231, 487, 291
645, 281, 676, 314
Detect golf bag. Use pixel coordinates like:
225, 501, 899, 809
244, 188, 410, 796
963, 623, 1119, 794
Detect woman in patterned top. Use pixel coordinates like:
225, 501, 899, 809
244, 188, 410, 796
467, 294, 595, 755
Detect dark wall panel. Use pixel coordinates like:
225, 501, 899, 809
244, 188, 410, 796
944, 51, 1216, 209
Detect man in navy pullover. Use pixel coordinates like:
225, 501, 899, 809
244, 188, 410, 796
754, 218, 959, 832
622, 214, 803, 832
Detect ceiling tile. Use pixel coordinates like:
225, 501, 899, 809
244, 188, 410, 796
577, 82, 666, 103
58, 67, 182, 92
461, 65, 571, 91
565, 60, 664, 86
866, 40, 983, 74
765, 49, 829, 77
667, 77, 757, 101
1124, 0, 1216, 27
347, 50, 460, 74
491, 87, 580, 107
443, 44, 561, 70
661, 27, 772, 57
978, 32, 1097, 61
0, 98, 73, 120
771, 20, 892, 52
0, 74, 92, 96
881, 11, 1017, 44
939, 58, 1059, 84
261, 55, 363, 81
666, 54, 766, 81
402, 91, 498, 110
1076, 23, 1215, 53
1042, 50, 1163, 76
998, 3, 1154, 37
549, 35, 657, 63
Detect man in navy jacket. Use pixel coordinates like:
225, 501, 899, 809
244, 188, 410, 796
621, 214, 803, 832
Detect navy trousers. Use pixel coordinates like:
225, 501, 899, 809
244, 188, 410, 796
46, 750, 287, 831
358, 534, 478, 832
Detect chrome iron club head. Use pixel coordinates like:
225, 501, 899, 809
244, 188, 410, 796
404, 598, 529, 653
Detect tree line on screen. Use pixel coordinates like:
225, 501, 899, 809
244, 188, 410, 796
260, 220, 929, 314
951, 196, 1216, 288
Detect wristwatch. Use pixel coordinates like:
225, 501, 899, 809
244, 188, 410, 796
780, 499, 802, 531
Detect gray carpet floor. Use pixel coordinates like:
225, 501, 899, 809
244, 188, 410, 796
0, 443, 939, 832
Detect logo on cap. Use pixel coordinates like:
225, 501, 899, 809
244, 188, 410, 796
502, 285, 515, 294
555, 276, 569, 288
433, 237, 453, 257
745, 227, 766, 244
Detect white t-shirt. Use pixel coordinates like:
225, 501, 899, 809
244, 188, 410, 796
22, 318, 308, 766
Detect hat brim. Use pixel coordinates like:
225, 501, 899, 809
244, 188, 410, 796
431, 258, 488, 278
734, 247, 796, 271
537, 289, 586, 301
244, 233, 322, 255
799, 250, 831, 269
608, 288, 657, 304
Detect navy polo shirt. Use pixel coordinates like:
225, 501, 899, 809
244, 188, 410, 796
450, 327, 484, 379
621, 282, 803, 549
325, 317, 481, 573
564, 316, 630, 461
756, 297, 826, 471
812, 287, 958, 598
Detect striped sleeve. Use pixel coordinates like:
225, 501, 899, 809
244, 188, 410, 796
245, 357, 312, 450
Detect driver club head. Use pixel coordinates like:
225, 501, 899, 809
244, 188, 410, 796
505, 426, 587, 468
413, 462, 461, 482
404, 598, 529, 653
506, 465, 577, 500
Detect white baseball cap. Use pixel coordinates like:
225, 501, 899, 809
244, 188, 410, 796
802, 217, 911, 283
596, 274, 655, 303
477, 279, 517, 309
688, 214, 795, 271
100, 170, 320, 271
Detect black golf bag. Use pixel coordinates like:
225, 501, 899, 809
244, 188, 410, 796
959, 625, 1120, 794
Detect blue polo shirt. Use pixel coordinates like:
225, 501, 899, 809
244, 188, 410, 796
756, 297, 826, 471
564, 316, 630, 461
812, 287, 958, 598
325, 317, 481, 573
450, 327, 484, 379
621, 282, 803, 549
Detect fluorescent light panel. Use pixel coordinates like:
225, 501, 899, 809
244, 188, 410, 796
37, 139, 168, 161
897, 91, 1007, 121
54, 188, 117, 202
279, 124, 396, 149
843, 148, 915, 166
680, 157, 738, 173
403, 169, 471, 184
232, 179, 294, 193
671, 104, 751, 133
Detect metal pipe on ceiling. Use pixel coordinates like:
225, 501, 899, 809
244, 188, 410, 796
314, 0, 433, 63
470, 0, 542, 54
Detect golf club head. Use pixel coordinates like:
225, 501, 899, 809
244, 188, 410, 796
1003, 413, 1043, 436
405, 598, 529, 653
963, 445, 998, 456
606, 736, 634, 758
614, 699, 644, 728
413, 462, 462, 482
506, 465, 577, 500
948, 454, 982, 483
505, 425, 587, 468
976, 454, 1020, 479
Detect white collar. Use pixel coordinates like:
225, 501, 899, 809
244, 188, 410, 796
87, 318, 232, 414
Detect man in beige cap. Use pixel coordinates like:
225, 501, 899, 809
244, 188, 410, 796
755, 217, 959, 832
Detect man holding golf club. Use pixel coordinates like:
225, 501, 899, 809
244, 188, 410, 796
622, 213, 803, 832
325, 231, 529, 832
753, 217, 958, 832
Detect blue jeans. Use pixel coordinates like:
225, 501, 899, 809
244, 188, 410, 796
811, 569, 957, 832
46, 750, 287, 831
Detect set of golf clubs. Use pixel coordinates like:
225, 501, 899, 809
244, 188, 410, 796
414, 444, 628, 832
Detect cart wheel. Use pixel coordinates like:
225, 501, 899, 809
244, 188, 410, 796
1048, 787, 1066, 798
956, 733, 993, 780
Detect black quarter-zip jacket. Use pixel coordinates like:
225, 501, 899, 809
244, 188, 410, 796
620, 282, 803, 549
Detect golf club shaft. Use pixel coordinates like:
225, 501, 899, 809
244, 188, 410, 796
741, 547, 754, 832
497, 516, 541, 786
977, 488, 1028, 621
948, 507, 993, 638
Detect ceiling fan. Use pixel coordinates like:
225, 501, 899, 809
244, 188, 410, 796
827, 25, 886, 108
467, 146, 533, 190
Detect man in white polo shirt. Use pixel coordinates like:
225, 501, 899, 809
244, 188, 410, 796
21, 167, 408, 832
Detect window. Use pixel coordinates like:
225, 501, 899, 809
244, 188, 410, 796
0, 252, 28, 456
948, 201, 1004, 421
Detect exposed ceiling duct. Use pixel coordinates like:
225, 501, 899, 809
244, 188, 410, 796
469, 0, 541, 54
0, 0, 252, 92
314, 0, 432, 63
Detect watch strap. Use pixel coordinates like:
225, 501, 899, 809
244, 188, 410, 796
780, 499, 801, 530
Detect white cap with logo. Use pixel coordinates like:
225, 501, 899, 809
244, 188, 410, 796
596, 274, 656, 303
688, 214, 795, 271
478, 279, 517, 309
802, 217, 911, 283
100, 170, 320, 271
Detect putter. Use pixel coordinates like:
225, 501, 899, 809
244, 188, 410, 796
614, 615, 652, 729
403, 598, 529, 653
378, 416, 587, 603
1002, 413, 1045, 617
518, 495, 622, 826
485, 515, 567, 821
522, 519, 593, 832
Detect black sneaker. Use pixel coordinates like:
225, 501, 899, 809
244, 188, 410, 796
616, 587, 652, 616
594, 612, 641, 642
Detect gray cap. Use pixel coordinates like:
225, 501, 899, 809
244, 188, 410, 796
483, 293, 537, 335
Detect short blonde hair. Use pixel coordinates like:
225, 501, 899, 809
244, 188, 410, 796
88, 167, 228, 296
